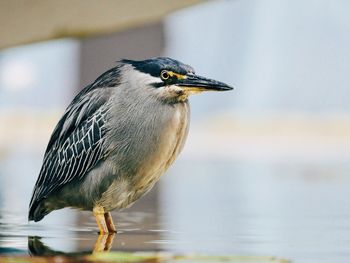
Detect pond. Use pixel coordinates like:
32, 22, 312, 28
0, 149, 350, 262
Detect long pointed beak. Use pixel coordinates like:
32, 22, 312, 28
176, 74, 233, 92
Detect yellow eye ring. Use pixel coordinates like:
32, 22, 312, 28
160, 70, 170, 80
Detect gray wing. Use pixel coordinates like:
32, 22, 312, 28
29, 89, 112, 217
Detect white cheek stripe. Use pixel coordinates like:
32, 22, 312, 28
122, 66, 162, 86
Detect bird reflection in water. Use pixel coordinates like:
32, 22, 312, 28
28, 233, 116, 256
94, 233, 115, 252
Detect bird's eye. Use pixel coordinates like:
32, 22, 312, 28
160, 70, 170, 80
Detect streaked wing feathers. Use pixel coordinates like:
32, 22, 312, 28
29, 90, 111, 209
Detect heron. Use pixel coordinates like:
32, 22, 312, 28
28, 57, 233, 234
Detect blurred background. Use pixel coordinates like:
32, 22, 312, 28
1, 0, 350, 262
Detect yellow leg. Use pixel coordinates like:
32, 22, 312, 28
104, 212, 117, 233
92, 206, 116, 253
93, 206, 108, 235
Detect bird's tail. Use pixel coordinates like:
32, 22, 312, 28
28, 199, 49, 222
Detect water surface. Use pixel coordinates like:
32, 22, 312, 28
0, 152, 350, 262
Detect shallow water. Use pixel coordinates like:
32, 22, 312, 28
1, 152, 350, 262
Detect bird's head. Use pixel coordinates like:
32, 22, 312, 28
120, 57, 233, 102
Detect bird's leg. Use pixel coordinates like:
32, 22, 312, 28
93, 206, 108, 235
104, 212, 117, 233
